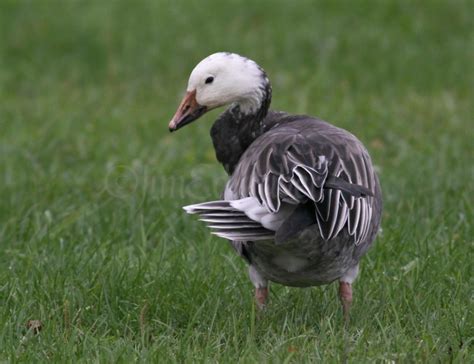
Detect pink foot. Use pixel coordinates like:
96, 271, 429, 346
339, 281, 353, 324
255, 287, 269, 309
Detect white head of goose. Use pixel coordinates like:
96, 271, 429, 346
169, 52, 382, 321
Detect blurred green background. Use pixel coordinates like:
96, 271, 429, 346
0, 0, 472, 361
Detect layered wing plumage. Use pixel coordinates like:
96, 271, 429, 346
186, 117, 379, 245
184, 199, 275, 241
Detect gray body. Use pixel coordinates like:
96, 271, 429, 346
184, 74, 382, 288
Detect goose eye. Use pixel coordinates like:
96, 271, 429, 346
205, 76, 214, 84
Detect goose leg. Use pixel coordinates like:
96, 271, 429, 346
249, 265, 268, 309
255, 287, 269, 309
339, 264, 359, 324
339, 281, 352, 323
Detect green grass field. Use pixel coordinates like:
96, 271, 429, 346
1, 0, 473, 361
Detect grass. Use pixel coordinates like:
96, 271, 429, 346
0, 0, 473, 361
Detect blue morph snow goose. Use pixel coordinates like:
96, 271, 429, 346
169, 52, 382, 320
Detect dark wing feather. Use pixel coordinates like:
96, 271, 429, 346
184, 201, 274, 241
228, 117, 379, 244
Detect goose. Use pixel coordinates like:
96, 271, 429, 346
168, 52, 382, 320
